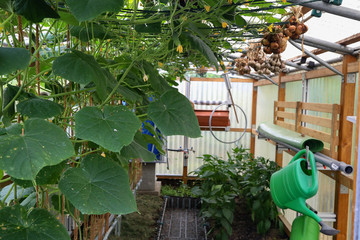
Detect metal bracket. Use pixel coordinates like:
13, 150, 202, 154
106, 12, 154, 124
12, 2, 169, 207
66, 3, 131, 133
347, 73, 356, 83
340, 184, 349, 194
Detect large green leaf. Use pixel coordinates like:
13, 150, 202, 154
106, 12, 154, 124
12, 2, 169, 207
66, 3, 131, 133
70, 23, 115, 42
148, 90, 201, 138
13, 0, 60, 23
181, 32, 219, 70
121, 132, 156, 162
53, 50, 102, 85
66, 0, 124, 21
53, 50, 110, 100
59, 154, 137, 214
0, 119, 74, 180
0, 205, 70, 240
17, 98, 64, 119
74, 106, 141, 152
0, 47, 31, 75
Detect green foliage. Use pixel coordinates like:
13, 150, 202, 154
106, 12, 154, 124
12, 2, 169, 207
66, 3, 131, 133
0, 119, 74, 180
0, 47, 31, 75
0, 0, 288, 237
0, 205, 70, 240
148, 90, 201, 138
161, 184, 195, 197
192, 147, 280, 239
58, 154, 137, 215
74, 106, 141, 152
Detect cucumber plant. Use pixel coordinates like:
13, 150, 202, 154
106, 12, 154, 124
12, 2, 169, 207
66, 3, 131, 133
0, 0, 287, 239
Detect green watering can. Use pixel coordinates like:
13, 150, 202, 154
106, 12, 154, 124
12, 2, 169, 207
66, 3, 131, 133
270, 149, 339, 236
290, 215, 320, 240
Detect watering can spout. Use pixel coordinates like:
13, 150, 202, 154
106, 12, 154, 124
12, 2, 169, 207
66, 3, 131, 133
319, 221, 340, 236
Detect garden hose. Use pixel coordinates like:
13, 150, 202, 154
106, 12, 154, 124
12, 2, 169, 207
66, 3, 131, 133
209, 103, 247, 145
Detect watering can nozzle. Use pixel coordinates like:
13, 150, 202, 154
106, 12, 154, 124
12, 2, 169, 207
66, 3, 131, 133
319, 221, 340, 236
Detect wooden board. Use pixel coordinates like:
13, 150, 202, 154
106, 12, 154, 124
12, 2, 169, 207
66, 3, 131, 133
195, 109, 230, 127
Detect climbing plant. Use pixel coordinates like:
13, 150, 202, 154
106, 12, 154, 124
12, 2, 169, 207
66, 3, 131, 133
0, 0, 288, 239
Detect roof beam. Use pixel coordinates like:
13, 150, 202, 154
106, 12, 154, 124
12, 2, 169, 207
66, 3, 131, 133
287, 33, 360, 62
288, 0, 360, 21
288, 39, 344, 77
294, 35, 357, 55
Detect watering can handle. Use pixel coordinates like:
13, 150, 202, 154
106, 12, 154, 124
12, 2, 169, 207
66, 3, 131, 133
290, 149, 318, 191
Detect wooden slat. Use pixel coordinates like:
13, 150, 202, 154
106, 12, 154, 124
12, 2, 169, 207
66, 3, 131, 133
301, 102, 334, 113
190, 77, 254, 83
276, 101, 297, 108
321, 148, 332, 157
276, 111, 296, 120
320, 171, 353, 190
275, 120, 295, 131
300, 114, 332, 128
299, 126, 332, 143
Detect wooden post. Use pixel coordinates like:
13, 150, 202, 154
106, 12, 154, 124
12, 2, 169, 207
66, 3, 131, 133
335, 55, 357, 240
275, 73, 286, 165
250, 86, 258, 156
352, 59, 360, 240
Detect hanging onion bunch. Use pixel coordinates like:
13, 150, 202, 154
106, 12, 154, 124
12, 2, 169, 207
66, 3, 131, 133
261, 25, 287, 54
283, 15, 308, 40
235, 56, 250, 75
235, 42, 286, 76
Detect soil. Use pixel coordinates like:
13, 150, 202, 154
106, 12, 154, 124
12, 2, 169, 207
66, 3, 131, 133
109, 193, 163, 240
228, 198, 288, 240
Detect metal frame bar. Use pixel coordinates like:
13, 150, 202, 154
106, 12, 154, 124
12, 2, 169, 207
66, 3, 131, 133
285, 60, 313, 71
294, 35, 356, 55
289, 39, 344, 78
288, 0, 360, 21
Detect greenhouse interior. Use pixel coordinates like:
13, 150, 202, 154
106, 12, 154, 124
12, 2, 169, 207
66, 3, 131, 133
0, 0, 359, 239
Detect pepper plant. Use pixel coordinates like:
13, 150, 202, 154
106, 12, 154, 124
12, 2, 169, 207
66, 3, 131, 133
192, 147, 281, 239
0, 0, 287, 239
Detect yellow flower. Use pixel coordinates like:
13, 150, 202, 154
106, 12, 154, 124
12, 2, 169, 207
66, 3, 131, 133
220, 61, 224, 65
101, 152, 106, 157
268, 23, 274, 32
176, 44, 183, 53
282, 0, 286, 2
238, 49, 242, 52
158, 62, 163, 67
107, 39, 111, 42
222, 22, 228, 28
228, 0, 233, 4
259, 28, 264, 32
143, 74, 148, 82
204, 5, 211, 12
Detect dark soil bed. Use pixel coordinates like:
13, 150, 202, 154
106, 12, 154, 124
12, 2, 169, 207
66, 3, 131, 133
228, 198, 288, 240
109, 193, 163, 240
